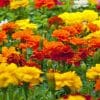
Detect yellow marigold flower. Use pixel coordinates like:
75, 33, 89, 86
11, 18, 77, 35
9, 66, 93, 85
2, 46, 19, 57
54, 71, 82, 90
67, 95, 85, 100
82, 10, 98, 22
15, 19, 38, 30
93, 20, 100, 28
0, 63, 18, 88
15, 66, 43, 86
0, 73, 18, 88
10, 0, 29, 9
59, 10, 98, 25
86, 64, 100, 80
84, 30, 100, 39
59, 12, 83, 25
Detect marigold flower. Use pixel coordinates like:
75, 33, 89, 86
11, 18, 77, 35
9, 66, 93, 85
48, 16, 63, 27
54, 71, 82, 90
58, 10, 98, 25
15, 19, 38, 30
12, 30, 41, 50
0, 63, 18, 88
2, 22, 18, 33
7, 53, 26, 66
15, 66, 43, 86
52, 29, 70, 42
2, 46, 19, 58
67, 95, 85, 100
88, 23, 99, 32
86, 64, 100, 80
43, 40, 74, 61
82, 10, 98, 22
60, 94, 93, 100
10, 0, 29, 9
62, 23, 83, 36
0, 31, 7, 43
0, 0, 10, 7
88, 37, 100, 48
95, 79, 100, 91
31, 50, 44, 61
34, 0, 62, 9
69, 37, 86, 46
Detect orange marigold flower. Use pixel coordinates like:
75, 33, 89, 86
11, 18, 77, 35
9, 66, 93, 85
0, 31, 7, 43
43, 40, 64, 58
2, 22, 18, 33
88, 23, 99, 32
52, 29, 70, 42
69, 37, 86, 46
34, 0, 62, 9
88, 37, 100, 48
95, 79, 100, 91
12, 29, 34, 40
62, 26, 78, 36
34, 0, 55, 9
12, 30, 42, 50
73, 23, 83, 33
2, 46, 19, 57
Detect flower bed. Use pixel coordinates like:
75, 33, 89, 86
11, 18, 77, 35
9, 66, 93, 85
0, 0, 100, 100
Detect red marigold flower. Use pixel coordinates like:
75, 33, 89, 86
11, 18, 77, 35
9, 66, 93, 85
66, 53, 81, 66
31, 50, 44, 61
7, 53, 26, 66
48, 16, 63, 27
50, 45, 74, 61
78, 48, 89, 59
0, 0, 10, 7
96, 4, 100, 10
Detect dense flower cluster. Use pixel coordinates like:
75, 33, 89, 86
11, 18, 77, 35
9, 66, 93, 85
0, 0, 100, 99
0, 63, 42, 88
